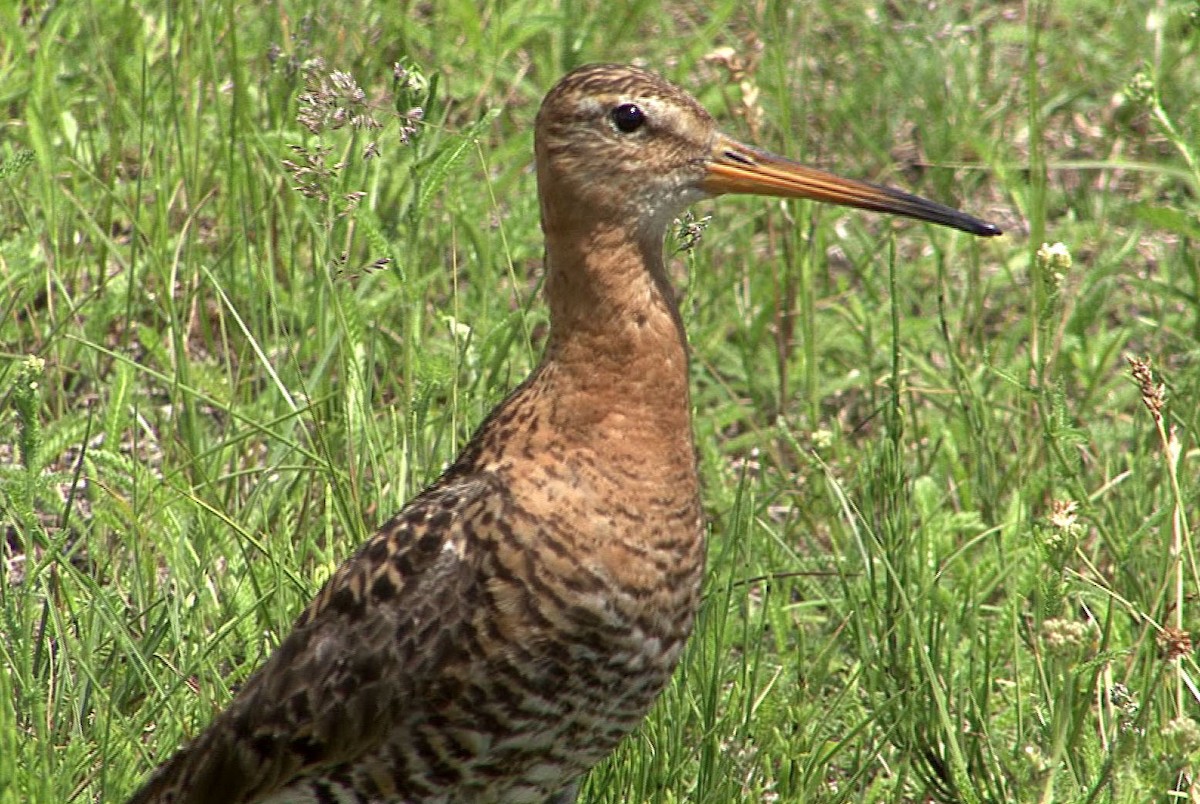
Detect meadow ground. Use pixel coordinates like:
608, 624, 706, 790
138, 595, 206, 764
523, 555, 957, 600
2, 1, 1199, 801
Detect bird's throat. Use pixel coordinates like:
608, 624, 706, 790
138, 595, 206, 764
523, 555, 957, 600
539, 223, 694, 460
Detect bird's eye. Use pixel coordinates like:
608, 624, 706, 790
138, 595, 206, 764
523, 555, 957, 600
610, 103, 646, 133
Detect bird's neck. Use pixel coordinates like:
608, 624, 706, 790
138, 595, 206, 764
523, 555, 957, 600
535, 221, 694, 462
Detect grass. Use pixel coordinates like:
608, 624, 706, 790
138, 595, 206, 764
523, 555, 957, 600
2, 0, 1199, 801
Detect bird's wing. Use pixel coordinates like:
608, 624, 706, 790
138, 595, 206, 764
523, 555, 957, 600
128, 472, 505, 804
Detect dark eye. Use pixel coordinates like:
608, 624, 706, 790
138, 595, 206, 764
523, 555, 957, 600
610, 103, 646, 133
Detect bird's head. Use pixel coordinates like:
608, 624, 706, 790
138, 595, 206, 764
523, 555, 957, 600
534, 63, 1001, 241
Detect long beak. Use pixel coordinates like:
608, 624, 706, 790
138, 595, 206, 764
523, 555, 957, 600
703, 134, 1001, 237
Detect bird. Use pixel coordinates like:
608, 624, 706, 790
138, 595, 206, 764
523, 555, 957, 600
128, 63, 1000, 804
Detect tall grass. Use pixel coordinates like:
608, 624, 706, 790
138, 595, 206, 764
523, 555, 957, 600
2, 1, 1198, 801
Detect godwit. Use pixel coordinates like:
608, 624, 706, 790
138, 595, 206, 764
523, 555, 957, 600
129, 63, 999, 804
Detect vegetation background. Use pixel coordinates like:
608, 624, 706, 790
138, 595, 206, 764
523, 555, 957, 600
2, 0, 1199, 801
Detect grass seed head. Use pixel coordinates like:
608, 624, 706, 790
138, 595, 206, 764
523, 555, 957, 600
1126, 355, 1166, 420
